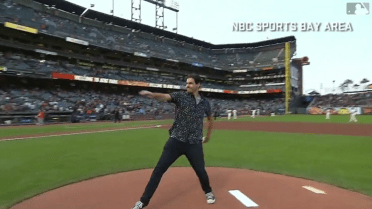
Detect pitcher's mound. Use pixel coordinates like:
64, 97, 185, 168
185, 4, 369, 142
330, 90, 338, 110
11, 167, 372, 209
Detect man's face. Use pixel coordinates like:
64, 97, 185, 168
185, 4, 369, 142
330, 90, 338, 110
186, 78, 200, 93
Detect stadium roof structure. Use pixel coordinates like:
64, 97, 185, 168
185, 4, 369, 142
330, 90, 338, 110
30, 0, 296, 49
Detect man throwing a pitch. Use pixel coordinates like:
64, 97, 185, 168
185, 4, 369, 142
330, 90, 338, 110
131, 74, 216, 209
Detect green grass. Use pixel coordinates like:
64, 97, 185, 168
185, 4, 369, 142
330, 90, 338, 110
1, 128, 372, 208
0, 120, 173, 138
219, 114, 372, 124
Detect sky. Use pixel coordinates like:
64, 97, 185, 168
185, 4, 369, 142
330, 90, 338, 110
68, 0, 372, 95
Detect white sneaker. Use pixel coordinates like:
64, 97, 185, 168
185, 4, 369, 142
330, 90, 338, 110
131, 201, 146, 209
206, 192, 216, 204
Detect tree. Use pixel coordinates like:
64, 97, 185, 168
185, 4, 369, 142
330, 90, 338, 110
308, 90, 320, 96
360, 78, 369, 84
339, 83, 347, 92
340, 79, 353, 92
359, 78, 370, 90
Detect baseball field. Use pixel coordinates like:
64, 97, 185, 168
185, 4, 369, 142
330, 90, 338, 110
1, 114, 372, 208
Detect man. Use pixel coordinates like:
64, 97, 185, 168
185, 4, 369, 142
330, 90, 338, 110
114, 108, 121, 123
349, 110, 358, 122
251, 109, 256, 118
233, 109, 237, 119
227, 109, 232, 120
355, 3, 369, 15
131, 74, 216, 209
325, 109, 331, 119
36, 108, 45, 125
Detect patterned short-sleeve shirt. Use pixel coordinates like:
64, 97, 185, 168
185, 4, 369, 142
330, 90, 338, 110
168, 91, 212, 144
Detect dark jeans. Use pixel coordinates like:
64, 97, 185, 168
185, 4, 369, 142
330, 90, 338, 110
140, 137, 212, 205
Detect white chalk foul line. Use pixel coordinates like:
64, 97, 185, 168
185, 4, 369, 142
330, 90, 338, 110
229, 190, 259, 207
1, 125, 162, 142
302, 186, 326, 194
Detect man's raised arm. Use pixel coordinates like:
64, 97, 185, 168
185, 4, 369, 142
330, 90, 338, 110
139, 90, 171, 102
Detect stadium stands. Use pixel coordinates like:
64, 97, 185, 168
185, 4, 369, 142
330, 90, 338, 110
0, 0, 295, 124
0, 0, 293, 70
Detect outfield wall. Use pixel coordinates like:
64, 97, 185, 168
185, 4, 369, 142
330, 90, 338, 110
0, 112, 175, 126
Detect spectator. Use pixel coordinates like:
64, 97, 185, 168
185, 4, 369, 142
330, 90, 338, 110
36, 108, 45, 125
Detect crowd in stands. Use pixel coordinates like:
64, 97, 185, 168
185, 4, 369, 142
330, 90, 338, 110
0, 52, 240, 90
0, 84, 285, 119
0, 0, 290, 69
310, 92, 372, 108
2, 50, 287, 92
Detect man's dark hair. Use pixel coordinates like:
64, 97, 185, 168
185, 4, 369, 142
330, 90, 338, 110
187, 74, 201, 84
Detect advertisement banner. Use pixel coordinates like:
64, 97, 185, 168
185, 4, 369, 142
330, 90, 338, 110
66, 37, 89, 46
210, 89, 224, 93
262, 67, 273, 71
363, 107, 372, 115
52, 72, 74, 80
35, 49, 57, 56
336, 108, 350, 115
237, 90, 267, 94
307, 107, 362, 115
200, 88, 211, 92
122, 115, 131, 120
4, 22, 38, 34
109, 79, 118, 84
119, 80, 149, 87
162, 84, 176, 89
20, 119, 32, 123
307, 107, 326, 115
223, 90, 238, 94
74, 75, 93, 82
149, 83, 163, 88
267, 89, 282, 93
99, 78, 109, 83
134, 52, 148, 58
233, 69, 247, 73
